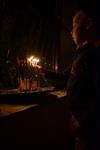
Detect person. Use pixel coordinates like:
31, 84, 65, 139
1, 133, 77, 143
66, 9, 100, 150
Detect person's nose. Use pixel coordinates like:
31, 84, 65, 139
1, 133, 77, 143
70, 30, 73, 36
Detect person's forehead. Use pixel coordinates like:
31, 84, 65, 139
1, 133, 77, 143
73, 11, 88, 25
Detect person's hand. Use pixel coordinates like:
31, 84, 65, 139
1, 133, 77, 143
72, 115, 80, 129
69, 114, 80, 136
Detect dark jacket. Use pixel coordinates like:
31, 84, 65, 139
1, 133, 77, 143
67, 43, 100, 126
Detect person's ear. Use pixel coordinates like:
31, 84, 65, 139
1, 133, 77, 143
86, 18, 93, 30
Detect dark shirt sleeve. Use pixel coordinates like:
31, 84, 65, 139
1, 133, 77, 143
66, 53, 91, 123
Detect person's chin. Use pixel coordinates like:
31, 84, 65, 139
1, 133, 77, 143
73, 40, 78, 46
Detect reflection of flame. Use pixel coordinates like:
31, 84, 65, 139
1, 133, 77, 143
27, 56, 40, 67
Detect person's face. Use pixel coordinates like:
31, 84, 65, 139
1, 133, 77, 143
71, 19, 80, 46
71, 11, 89, 48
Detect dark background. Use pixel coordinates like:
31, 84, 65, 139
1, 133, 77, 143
0, 0, 99, 71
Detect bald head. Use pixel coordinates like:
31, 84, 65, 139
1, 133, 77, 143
71, 10, 96, 48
